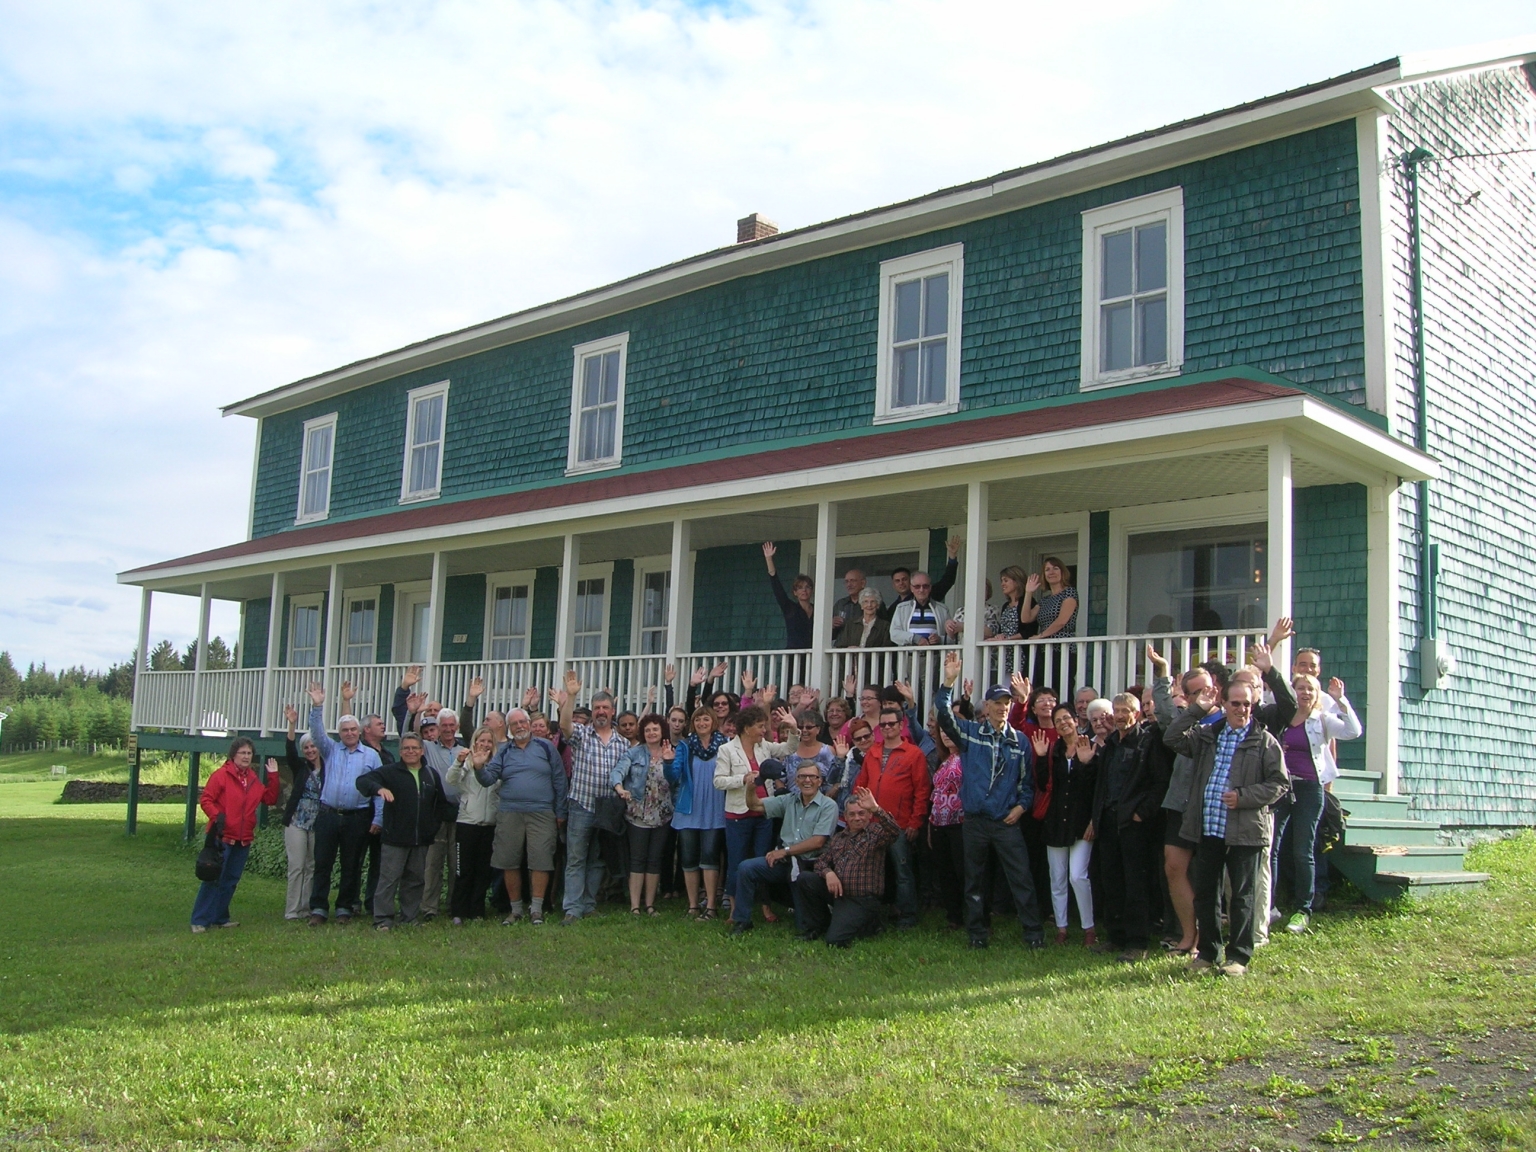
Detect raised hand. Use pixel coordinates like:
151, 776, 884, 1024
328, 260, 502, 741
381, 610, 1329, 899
1029, 730, 1052, 758
1010, 671, 1031, 703
283, 704, 298, 725
1025, 572, 1042, 594
467, 676, 485, 702
833, 737, 850, 759
942, 650, 962, 684
401, 666, 422, 689
1251, 639, 1273, 675
521, 686, 540, 710
963, 678, 974, 699
803, 686, 822, 706
646, 685, 657, 706
548, 687, 569, 710
711, 661, 729, 681
1074, 736, 1094, 762
761, 541, 777, 561
664, 664, 676, 685
1145, 643, 1168, 673
690, 666, 708, 687
340, 680, 355, 703
406, 692, 427, 715
564, 669, 581, 696
1268, 616, 1296, 648
470, 746, 490, 768
1327, 677, 1346, 701
759, 684, 777, 707
946, 534, 962, 560
660, 740, 674, 759
740, 669, 756, 694
853, 786, 876, 811
843, 672, 858, 697
265, 757, 280, 776
893, 680, 914, 704
1194, 684, 1221, 714
307, 681, 325, 706
772, 707, 797, 731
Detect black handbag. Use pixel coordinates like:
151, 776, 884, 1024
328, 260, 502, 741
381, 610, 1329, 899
195, 814, 226, 882
592, 794, 627, 835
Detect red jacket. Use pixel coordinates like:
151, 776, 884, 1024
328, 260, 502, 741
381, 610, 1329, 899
855, 741, 932, 831
200, 759, 281, 844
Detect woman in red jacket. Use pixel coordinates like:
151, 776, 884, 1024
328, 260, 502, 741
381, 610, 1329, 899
190, 738, 281, 933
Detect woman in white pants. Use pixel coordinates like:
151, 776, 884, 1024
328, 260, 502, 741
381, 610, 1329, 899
1032, 705, 1100, 947
281, 704, 324, 920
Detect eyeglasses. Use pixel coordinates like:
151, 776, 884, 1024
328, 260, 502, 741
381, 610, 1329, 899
911, 584, 931, 591
1225, 700, 1254, 711
851, 732, 873, 742
880, 720, 902, 729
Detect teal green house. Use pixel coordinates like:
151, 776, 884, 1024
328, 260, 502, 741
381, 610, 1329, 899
121, 48, 1536, 885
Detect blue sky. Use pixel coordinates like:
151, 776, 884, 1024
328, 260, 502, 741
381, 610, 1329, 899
0, 0, 1531, 671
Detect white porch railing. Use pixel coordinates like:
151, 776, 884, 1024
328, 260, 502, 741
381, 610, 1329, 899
129, 629, 1269, 734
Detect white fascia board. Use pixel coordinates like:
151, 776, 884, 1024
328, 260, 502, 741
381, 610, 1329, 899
222, 68, 1401, 422
1395, 38, 1536, 84
122, 395, 1435, 588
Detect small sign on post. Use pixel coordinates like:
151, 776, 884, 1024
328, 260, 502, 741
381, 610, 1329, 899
50, 765, 67, 778
126, 734, 138, 759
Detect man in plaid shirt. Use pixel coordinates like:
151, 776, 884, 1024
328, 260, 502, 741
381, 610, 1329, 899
556, 670, 629, 925
792, 786, 900, 947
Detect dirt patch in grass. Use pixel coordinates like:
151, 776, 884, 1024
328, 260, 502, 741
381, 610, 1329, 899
1011, 1028, 1536, 1148
57, 780, 187, 803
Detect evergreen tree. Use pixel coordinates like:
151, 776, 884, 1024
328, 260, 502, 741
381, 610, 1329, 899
149, 640, 181, 671
22, 663, 58, 698
0, 651, 19, 701
100, 658, 136, 700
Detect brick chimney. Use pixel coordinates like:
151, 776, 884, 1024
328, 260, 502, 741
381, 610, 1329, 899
736, 213, 779, 244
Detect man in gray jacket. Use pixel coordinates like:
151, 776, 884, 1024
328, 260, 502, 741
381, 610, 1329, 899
474, 708, 568, 925
1165, 681, 1289, 977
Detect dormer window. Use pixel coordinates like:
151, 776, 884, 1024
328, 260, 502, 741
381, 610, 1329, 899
567, 334, 629, 474
400, 381, 449, 502
1080, 188, 1184, 389
295, 413, 337, 524
874, 245, 964, 423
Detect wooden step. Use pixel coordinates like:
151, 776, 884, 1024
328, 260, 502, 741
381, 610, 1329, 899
1332, 768, 1383, 798
1335, 794, 1412, 821
1376, 870, 1492, 893
1335, 843, 1469, 872
1340, 817, 1445, 847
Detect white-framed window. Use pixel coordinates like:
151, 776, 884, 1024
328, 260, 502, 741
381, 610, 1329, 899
288, 594, 324, 668
342, 589, 379, 665
295, 413, 337, 524
485, 571, 535, 661
874, 244, 963, 424
400, 381, 449, 502
393, 583, 433, 665
566, 333, 629, 474
573, 577, 608, 658
635, 565, 671, 655
1080, 187, 1184, 390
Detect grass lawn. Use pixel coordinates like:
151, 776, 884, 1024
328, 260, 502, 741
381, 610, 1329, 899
0, 790, 1533, 1150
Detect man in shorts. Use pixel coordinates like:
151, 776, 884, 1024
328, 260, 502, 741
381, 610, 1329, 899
474, 708, 567, 925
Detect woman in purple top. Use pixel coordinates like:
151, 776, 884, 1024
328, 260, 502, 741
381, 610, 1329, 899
1274, 672, 1361, 935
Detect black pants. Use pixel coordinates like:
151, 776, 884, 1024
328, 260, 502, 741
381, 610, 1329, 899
1194, 836, 1262, 966
963, 816, 1044, 944
1095, 815, 1153, 949
793, 872, 883, 947
364, 828, 382, 914
309, 806, 372, 919
929, 823, 966, 927
450, 822, 497, 920
1020, 815, 1051, 913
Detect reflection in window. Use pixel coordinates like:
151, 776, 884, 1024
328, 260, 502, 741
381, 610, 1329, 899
1126, 523, 1267, 633
639, 571, 670, 655
489, 584, 530, 660
574, 578, 606, 658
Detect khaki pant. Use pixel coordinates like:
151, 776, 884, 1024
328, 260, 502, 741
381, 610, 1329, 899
283, 824, 315, 920
422, 822, 455, 916
376, 844, 430, 924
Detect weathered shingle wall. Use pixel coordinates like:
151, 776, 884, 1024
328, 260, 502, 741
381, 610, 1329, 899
1383, 64, 1536, 826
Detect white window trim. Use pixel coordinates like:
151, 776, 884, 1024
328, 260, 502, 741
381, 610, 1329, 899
801, 529, 930, 578
874, 244, 964, 425
483, 569, 538, 662
295, 412, 338, 525
287, 593, 325, 668
566, 333, 629, 476
631, 554, 672, 657
399, 381, 450, 503
341, 586, 381, 666
1080, 187, 1185, 391
571, 561, 615, 657
1107, 492, 1266, 633
392, 581, 432, 666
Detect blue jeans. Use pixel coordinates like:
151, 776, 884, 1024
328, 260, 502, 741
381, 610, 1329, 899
732, 856, 793, 926
1272, 777, 1326, 915
724, 816, 773, 902
887, 827, 918, 927
563, 803, 608, 918
191, 842, 250, 927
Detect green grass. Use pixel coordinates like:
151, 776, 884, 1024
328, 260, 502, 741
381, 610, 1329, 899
0, 747, 193, 786
1, 794, 1533, 1149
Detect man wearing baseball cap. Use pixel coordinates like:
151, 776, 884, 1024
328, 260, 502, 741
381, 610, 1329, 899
934, 652, 1046, 950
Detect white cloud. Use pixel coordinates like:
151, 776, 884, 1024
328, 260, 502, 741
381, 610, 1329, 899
0, 0, 1531, 668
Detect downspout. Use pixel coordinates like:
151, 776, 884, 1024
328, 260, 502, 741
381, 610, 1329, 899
1403, 146, 1447, 690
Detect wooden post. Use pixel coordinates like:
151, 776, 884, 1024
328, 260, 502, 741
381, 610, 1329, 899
187, 583, 211, 734
1267, 436, 1294, 671
183, 750, 201, 844
810, 500, 838, 695
554, 534, 581, 679
259, 571, 285, 736
1367, 481, 1401, 795
665, 518, 693, 665
125, 734, 140, 836
324, 563, 343, 725
425, 551, 446, 700
964, 480, 990, 692
131, 587, 152, 732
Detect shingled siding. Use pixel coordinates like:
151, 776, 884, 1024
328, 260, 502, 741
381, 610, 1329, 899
1384, 65, 1536, 828
1292, 484, 1369, 773
692, 541, 802, 653
240, 597, 271, 669
250, 123, 1365, 539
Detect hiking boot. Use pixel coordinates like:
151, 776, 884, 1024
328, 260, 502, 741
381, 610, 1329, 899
1218, 961, 1248, 977
1285, 912, 1310, 935
190, 924, 207, 934
1188, 957, 1216, 974
307, 914, 325, 928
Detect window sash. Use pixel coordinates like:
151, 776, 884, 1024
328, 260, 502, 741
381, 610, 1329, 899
890, 271, 949, 410
297, 419, 335, 521
573, 578, 606, 653
639, 571, 669, 654
575, 351, 620, 464
290, 604, 321, 668
1096, 220, 1171, 374
402, 387, 447, 499
344, 599, 376, 665
489, 584, 531, 661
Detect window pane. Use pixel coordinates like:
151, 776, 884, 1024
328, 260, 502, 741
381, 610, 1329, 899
582, 355, 603, 408
922, 273, 948, 337
894, 279, 921, 343
578, 409, 598, 462
291, 605, 319, 667
410, 602, 431, 664
1101, 301, 1132, 372
413, 395, 443, 446
347, 600, 375, 648
1136, 295, 1167, 366
308, 424, 333, 469
409, 442, 439, 494
1135, 222, 1167, 293
302, 467, 329, 516
600, 351, 620, 405
573, 634, 602, 658
596, 404, 616, 459
920, 339, 947, 405
893, 345, 920, 407
491, 635, 527, 660
640, 629, 667, 654
1126, 523, 1267, 633
492, 585, 529, 642
642, 571, 669, 629
1101, 230, 1132, 300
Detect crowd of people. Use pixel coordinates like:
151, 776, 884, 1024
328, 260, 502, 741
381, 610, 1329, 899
189, 555, 1360, 975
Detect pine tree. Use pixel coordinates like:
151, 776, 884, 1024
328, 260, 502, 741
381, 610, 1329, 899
149, 640, 181, 671
0, 651, 19, 701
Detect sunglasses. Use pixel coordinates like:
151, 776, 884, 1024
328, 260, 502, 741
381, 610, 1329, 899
880, 720, 902, 729
851, 731, 873, 741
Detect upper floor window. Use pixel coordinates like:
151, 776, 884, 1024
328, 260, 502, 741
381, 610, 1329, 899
567, 333, 629, 474
1080, 188, 1184, 389
875, 244, 964, 423
295, 413, 337, 524
400, 381, 449, 502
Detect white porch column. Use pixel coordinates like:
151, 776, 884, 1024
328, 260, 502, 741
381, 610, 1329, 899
258, 571, 285, 736
964, 480, 989, 691
131, 587, 152, 731
1367, 482, 1401, 795
324, 563, 343, 723
554, 533, 581, 678
665, 518, 693, 664
187, 583, 212, 734
1267, 436, 1294, 670
425, 551, 446, 699
810, 500, 839, 695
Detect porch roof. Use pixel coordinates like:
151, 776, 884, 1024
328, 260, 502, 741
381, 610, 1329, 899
121, 370, 1437, 590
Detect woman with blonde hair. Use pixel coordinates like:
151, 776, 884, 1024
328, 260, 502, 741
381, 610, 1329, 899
1274, 672, 1360, 935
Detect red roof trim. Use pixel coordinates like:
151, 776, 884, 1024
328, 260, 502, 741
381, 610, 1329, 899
128, 378, 1299, 576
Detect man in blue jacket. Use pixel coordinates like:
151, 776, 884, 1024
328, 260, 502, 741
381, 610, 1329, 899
935, 651, 1046, 950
